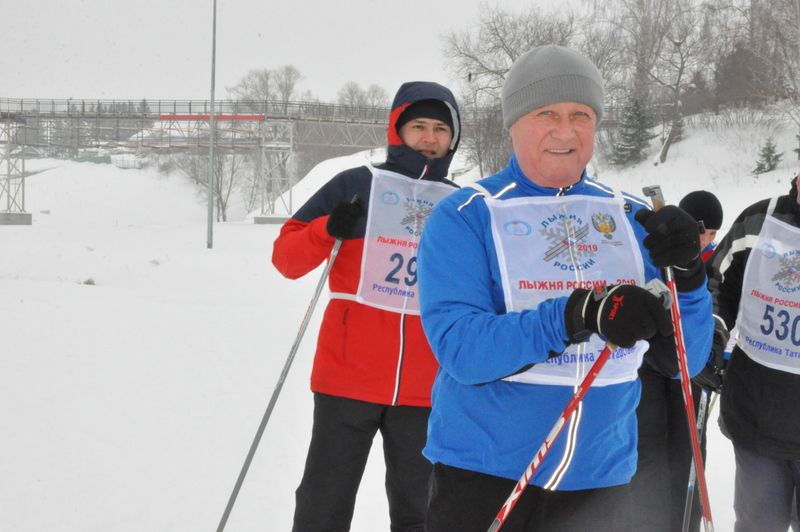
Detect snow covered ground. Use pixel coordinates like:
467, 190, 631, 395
2, 116, 799, 531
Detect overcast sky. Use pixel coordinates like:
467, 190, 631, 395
3, 0, 542, 103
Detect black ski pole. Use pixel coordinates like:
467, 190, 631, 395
216, 237, 344, 532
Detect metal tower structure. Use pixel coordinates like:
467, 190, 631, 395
0, 113, 30, 224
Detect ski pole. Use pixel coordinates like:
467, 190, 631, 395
216, 237, 345, 532
681, 389, 716, 532
486, 341, 618, 532
487, 279, 672, 532
642, 185, 715, 532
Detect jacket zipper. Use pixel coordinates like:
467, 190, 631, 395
392, 161, 430, 404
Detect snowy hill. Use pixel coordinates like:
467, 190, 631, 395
598, 112, 799, 233
2, 113, 799, 531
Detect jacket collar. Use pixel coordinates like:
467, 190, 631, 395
382, 143, 454, 180
506, 154, 589, 196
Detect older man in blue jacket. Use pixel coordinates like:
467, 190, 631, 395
418, 45, 713, 532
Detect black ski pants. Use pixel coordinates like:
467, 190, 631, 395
425, 463, 633, 532
631, 364, 707, 531
292, 393, 431, 532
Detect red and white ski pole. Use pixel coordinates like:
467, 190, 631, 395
642, 185, 714, 532
486, 341, 617, 532
487, 280, 672, 532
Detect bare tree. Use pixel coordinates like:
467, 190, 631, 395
337, 81, 368, 107
443, 4, 577, 99
226, 69, 275, 108
702, 0, 800, 127
297, 89, 320, 103
610, 0, 676, 104
576, 21, 627, 104
365, 84, 390, 107
172, 149, 247, 222
758, 0, 800, 127
274, 65, 303, 111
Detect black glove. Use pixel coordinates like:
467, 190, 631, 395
693, 316, 730, 393
326, 197, 365, 239
565, 284, 673, 348
635, 206, 705, 291
643, 332, 679, 378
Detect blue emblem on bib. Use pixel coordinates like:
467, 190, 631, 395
503, 220, 532, 236
381, 191, 400, 205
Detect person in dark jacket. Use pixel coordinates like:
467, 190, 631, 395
631, 189, 724, 531
708, 174, 800, 532
271, 81, 460, 532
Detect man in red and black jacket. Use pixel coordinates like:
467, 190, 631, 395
272, 81, 460, 532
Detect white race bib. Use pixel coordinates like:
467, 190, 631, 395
485, 193, 647, 386
356, 167, 454, 314
736, 214, 800, 375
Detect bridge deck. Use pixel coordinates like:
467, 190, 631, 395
0, 98, 391, 125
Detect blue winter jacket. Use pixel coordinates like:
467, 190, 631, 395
418, 156, 713, 490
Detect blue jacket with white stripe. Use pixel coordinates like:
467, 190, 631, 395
417, 155, 713, 490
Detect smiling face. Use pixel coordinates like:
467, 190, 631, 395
398, 118, 453, 159
509, 102, 597, 188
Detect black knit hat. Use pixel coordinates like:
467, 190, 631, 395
679, 190, 723, 230
395, 99, 454, 132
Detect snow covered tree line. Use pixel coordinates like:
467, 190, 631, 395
443, 0, 800, 173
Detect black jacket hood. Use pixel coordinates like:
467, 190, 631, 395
384, 81, 461, 180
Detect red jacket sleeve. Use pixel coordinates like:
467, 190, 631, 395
271, 216, 336, 279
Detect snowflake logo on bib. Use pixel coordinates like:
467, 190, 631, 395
540, 216, 597, 272
401, 199, 434, 237
772, 252, 800, 293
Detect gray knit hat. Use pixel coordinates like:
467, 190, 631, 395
501, 45, 604, 129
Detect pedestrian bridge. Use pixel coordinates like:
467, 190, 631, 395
0, 97, 623, 223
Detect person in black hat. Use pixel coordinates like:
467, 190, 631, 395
272, 81, 460, 532
680, 190, 724, 262
631, 189, 725, 531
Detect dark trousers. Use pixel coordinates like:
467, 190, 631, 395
733, 442, 800, 532
631, 365, 708, 531
292, 393, 431, 532
425, 463, 633, 532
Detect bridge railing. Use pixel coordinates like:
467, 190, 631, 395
0, 97, 636, 128
0, 98, 392, 123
